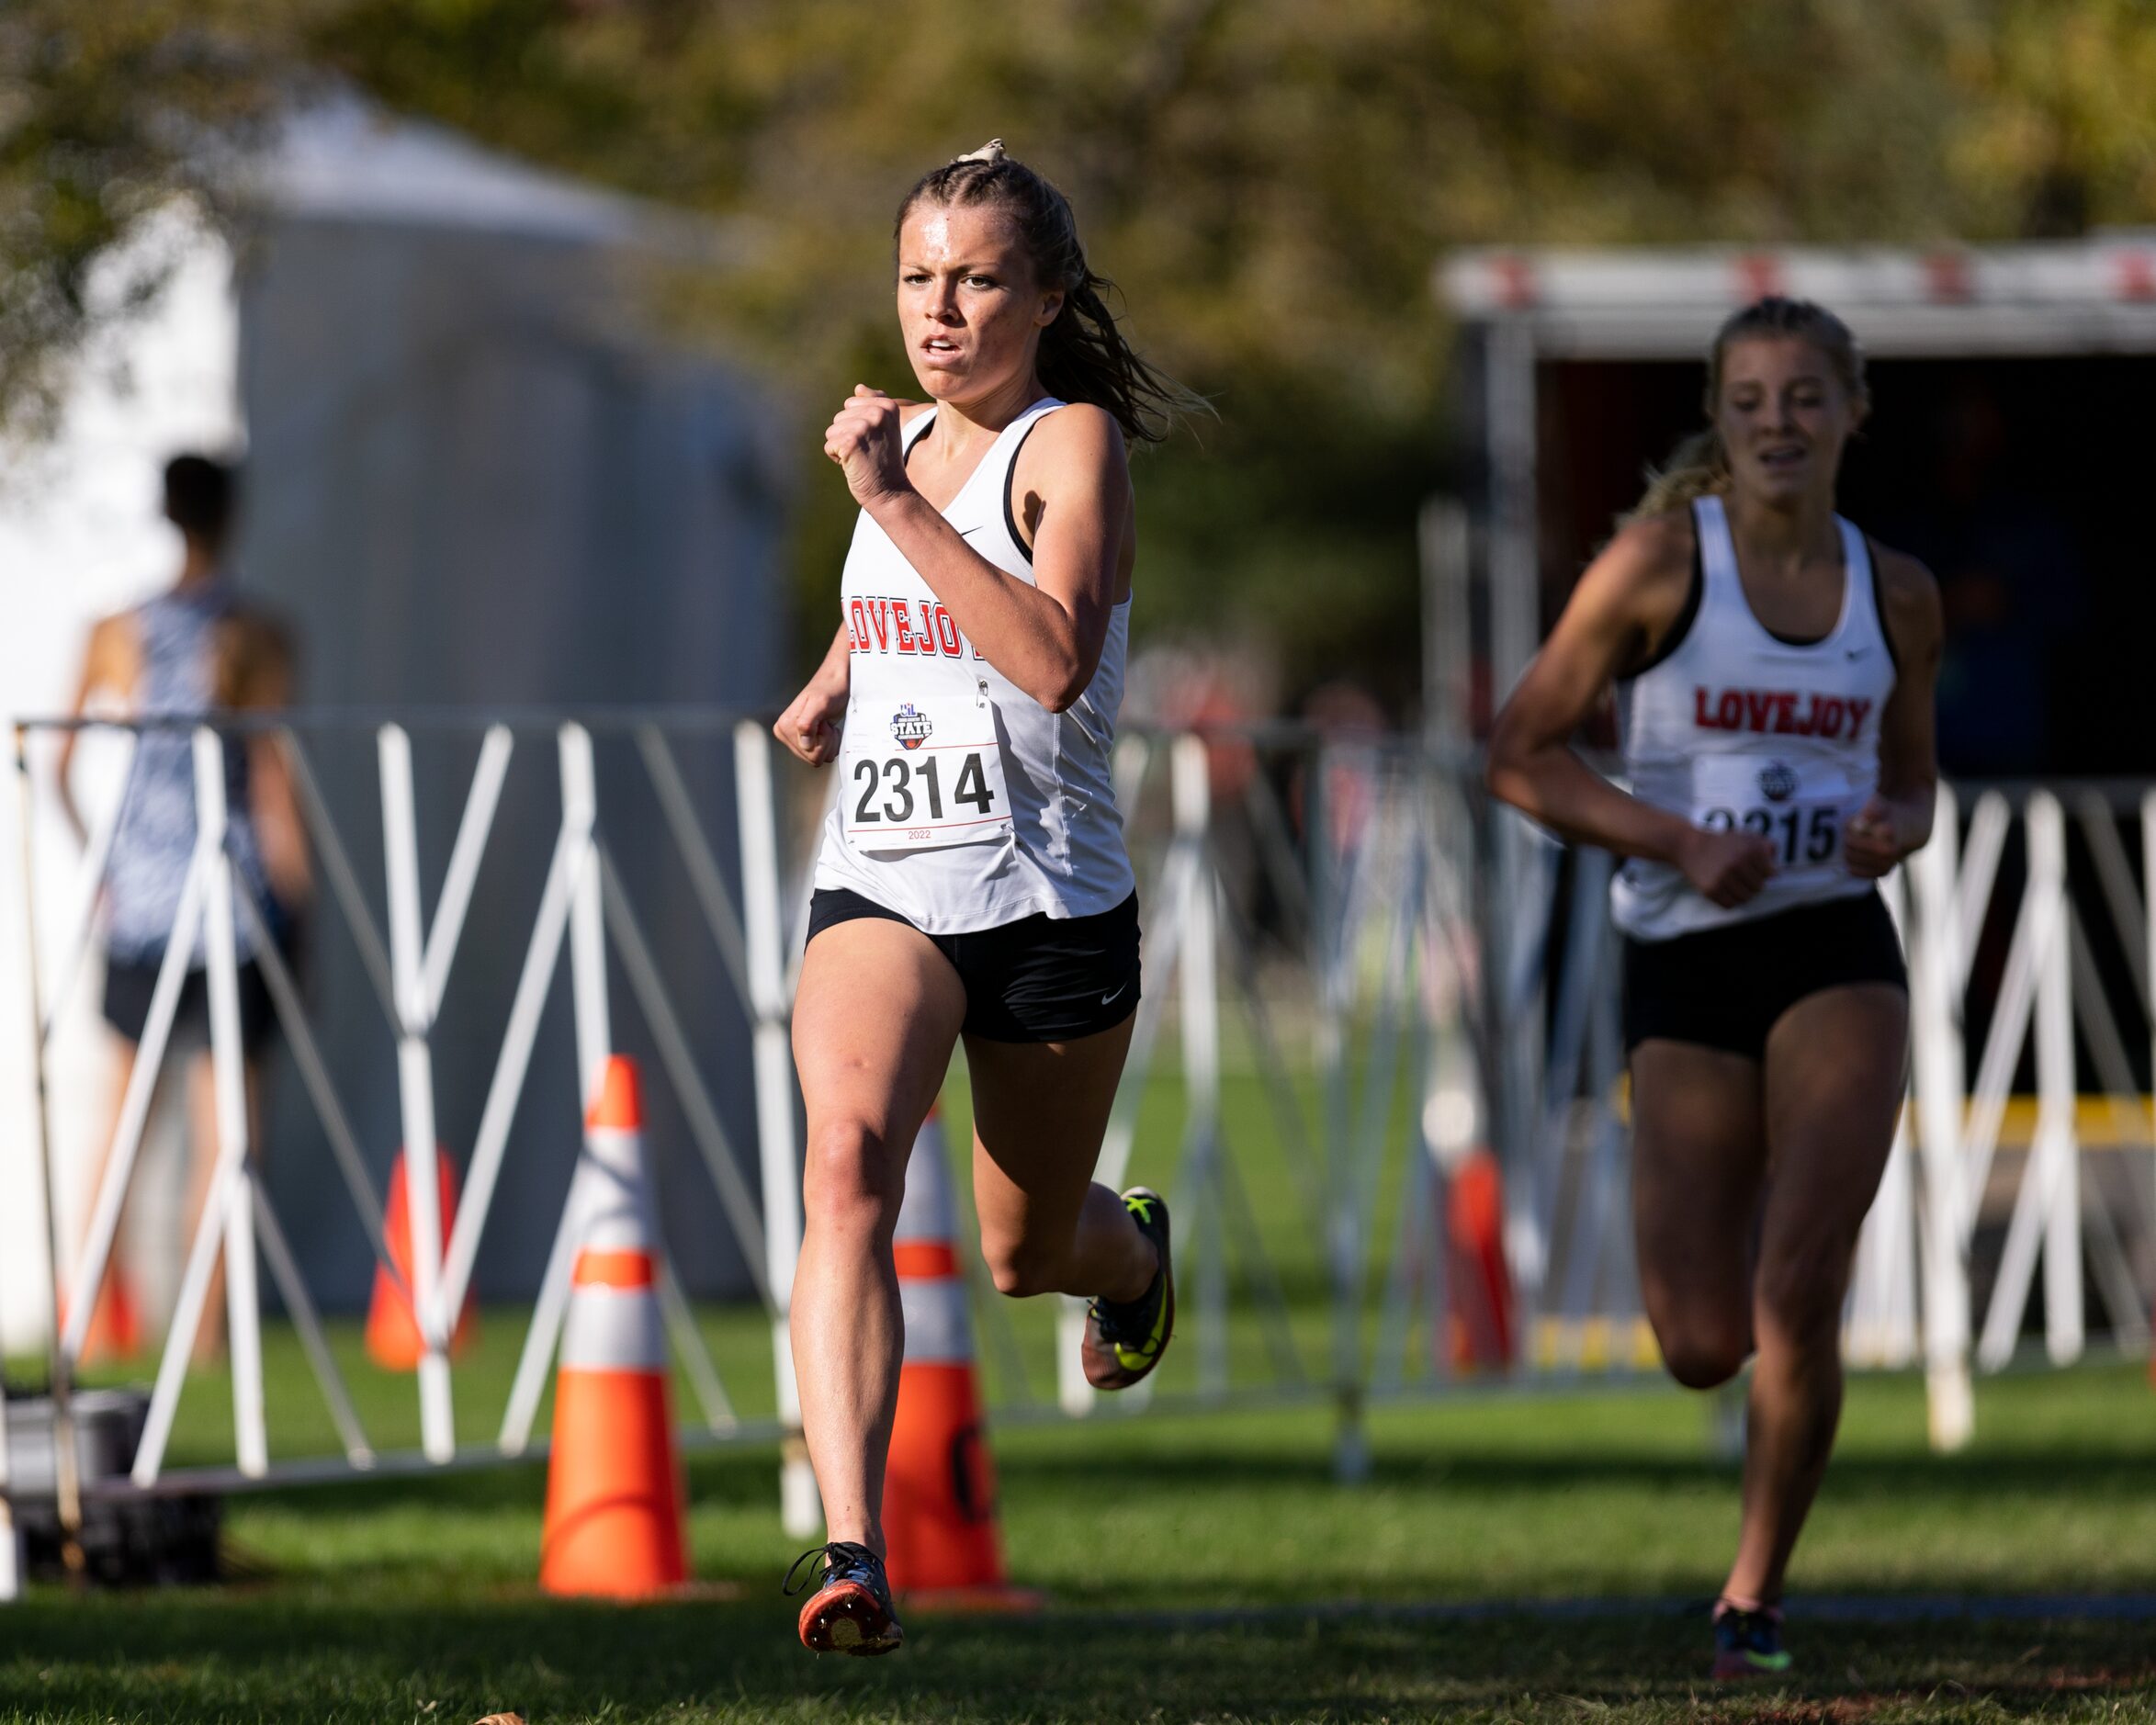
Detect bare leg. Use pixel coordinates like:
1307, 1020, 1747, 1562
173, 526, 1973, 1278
965, 1013, 1155, 1303
790, 919, 966, 1557
73, 1036, 142, 1347
1723, 983, 1906, 1607
1629, 1039, 1767, 1390
183, 1050, 264, 1367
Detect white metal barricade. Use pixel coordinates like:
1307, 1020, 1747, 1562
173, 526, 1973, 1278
9, 713, 809, 1550
1495, 777, 2156, 1452
8, 709, 2152, 1584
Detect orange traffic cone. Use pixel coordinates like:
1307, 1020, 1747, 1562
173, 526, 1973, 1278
75, 1264, 143, 1366
1443, 1148, 1516, 1372
366, 1147, 479, 1369
539, 1056, 687, 1598
881, 1111, 1036, 1608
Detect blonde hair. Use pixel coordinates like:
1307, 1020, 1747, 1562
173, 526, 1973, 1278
1630, 297, 1868, 522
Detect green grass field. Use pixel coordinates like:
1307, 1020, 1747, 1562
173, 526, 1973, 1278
6, 1336, 2155, 1722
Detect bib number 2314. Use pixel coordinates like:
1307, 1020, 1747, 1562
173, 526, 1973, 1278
842, 692, 1013, 852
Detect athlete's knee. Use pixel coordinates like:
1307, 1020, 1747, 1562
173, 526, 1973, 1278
1754, 1241, 1856, 1349
1656, 1316, 1752, 1390
800, 1117, 904, 1237
977, 1229, 1067, 1300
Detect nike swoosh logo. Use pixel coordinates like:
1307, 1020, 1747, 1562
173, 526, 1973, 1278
957, 525, 983, 538
1101, 981, 1130, 1006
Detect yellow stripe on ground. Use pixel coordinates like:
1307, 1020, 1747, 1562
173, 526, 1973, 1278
1609, 1077, 2154, 1149
1983, 1096, 2154, 1150
1528, 1316, 1663, 1374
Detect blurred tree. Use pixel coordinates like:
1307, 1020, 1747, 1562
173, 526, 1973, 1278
0, 3, 301, 441
6, 0, 2156, 707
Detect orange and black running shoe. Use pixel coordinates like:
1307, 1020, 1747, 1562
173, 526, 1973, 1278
1081, 1187, 1174, 1391
785, 1541, 904, 1656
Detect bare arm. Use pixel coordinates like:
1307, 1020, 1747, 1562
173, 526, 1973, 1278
53, 615, 134, 850
773, 621, 853, 767
1485, 513, 1778, 908
229, 616, 312, 907
824, 387, 1127, 712
1845, 547, 1943, 878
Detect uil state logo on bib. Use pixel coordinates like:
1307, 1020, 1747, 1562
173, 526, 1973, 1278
841, 689, 1014, 855
891, 704, 931, 751
1693, 753, 1857, 878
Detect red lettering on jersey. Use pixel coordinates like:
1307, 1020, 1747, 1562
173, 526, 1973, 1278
868, 599, 892, 652
1696, 683, 1878, 738
849, 598, 869, 651
933, 604, 963, 657
893, 603, 916, 653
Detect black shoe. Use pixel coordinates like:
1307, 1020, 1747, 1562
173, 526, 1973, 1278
1081, 1188, 1174, 1391
1710, 1599, 1790, 1680
785, 1541, 904, 1656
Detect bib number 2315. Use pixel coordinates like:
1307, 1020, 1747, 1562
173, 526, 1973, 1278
1692, 757, 1850, 871
841, 692, 1013, 852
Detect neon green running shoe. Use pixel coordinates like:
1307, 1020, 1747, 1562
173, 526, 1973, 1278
1711, 1601, 1791, 1680
1081, 1188, 1174, 1391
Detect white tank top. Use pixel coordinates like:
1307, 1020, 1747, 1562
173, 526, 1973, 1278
811, 397, 1135, 934
1610, 494, 1898, 942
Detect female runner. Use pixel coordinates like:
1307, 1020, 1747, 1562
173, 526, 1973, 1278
774, 142, 1193, 1655
1488, 297, 1942, 1678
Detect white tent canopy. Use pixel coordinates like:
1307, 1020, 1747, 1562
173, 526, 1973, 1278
1, 103, 783, 1349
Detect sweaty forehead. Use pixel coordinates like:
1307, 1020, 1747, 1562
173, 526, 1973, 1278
901, 200, 1023, 266
1721, 336, 1834, 387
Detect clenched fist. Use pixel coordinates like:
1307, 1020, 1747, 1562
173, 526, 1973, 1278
774, 679, 847, 767
824, 386, 911, 508
1843, 795, 1911, 879
1678, 825, 1777, 908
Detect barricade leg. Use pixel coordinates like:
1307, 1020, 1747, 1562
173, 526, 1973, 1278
736, 723, 817, 1538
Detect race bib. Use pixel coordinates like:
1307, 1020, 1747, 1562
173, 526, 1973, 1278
1691, 755, 1857, 874
840, 687, 1014, 853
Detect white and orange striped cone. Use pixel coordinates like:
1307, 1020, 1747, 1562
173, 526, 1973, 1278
538, 1056, 688, 1598
881, 1109, 1040, 1611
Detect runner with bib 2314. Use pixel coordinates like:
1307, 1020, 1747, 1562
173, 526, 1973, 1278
770, 140, 1204, 1661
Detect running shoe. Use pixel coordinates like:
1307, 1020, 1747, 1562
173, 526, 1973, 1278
1710, 1599, 1791, 1680
1081, 1187, 1174, 1391
785, 1541, 904, 1656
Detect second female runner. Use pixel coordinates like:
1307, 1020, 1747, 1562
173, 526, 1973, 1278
774, 141, 1195, 1656
1489, 297, 1943, 1679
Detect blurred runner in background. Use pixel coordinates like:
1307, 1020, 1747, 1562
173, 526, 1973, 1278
57, 452, 310, 1363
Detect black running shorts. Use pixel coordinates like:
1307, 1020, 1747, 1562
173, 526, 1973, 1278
102, 954, 278, 1057
806, 888, 1141, 1044
1622, 889, 1907, 1060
